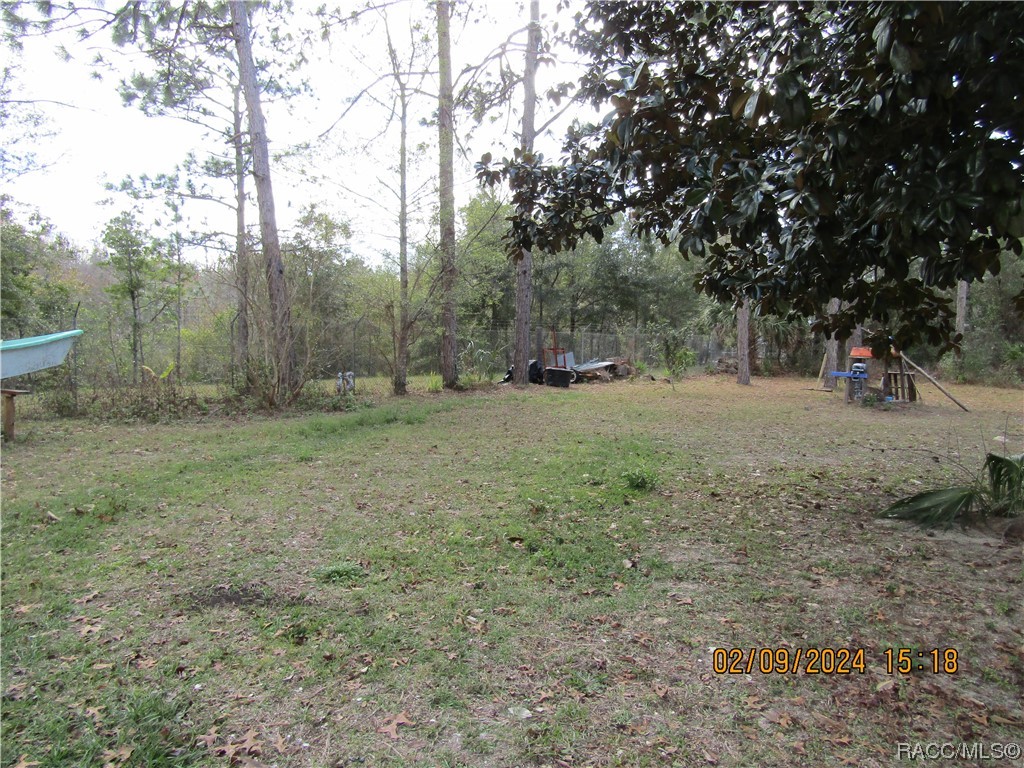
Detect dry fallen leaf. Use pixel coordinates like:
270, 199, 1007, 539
196, 727, 219, 748
765, 709, 793, 728
238, 728, 263, 754
4, 682, 29, 700
992, 714, 1023, 726
744, 695, 765, 710
13, 756, 41, 768
100, 745, 133, 768
272, 733, 290, 754
377, 710, 415, 740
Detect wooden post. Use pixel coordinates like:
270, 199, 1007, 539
2, 389, 30, 442
816, 352, 832, 391
2, 393, 14, 441
899, 353, 970, 412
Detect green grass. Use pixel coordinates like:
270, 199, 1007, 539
2, 376, 1023, 767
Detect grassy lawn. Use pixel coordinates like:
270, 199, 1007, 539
2, 375, 1022, 768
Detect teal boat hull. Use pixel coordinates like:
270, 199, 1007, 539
0, 330, 84, 379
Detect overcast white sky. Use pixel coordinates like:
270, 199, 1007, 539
3, 1, 589, 267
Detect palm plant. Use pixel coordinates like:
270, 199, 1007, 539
882, 453, 1023, 528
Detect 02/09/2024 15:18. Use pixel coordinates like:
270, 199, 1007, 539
710, 647, 960, 675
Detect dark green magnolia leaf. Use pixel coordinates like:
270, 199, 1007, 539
730, 91, 751, 120
872, 18, 892, 55
615, 115, 633, 148
939, 199, 955, 224
889, 40, 915, 74
1007, 213, 1024, 239
867, 93, 884, 117
954, 193, 984, 208
743, 91, 761, 122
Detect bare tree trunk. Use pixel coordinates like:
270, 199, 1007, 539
174, 234, 183, 384
389, 25, 410, 396
437, 0, 458, 389
513, 0, 540, 387
232, 81, 250, 391
955, 280, 969, 345
736, 297, 751, 385
230, 2, 297, 405
823, 297, 841, 389
131, 283, 143, 386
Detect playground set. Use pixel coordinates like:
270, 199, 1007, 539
827, 345, 968, 412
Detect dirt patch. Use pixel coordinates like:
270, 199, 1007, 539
185, 582, 279, 609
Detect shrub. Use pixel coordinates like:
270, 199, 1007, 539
882, 453, 1023, 529
316, 561, 366, 585
622, 464, 658, 492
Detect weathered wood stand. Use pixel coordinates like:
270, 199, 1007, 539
2, 389, 30, 442
886, 370, 917, 402
834, 346, 969, 412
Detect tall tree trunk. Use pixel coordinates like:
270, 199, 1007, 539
736, 297, 751, 385
955, 279, 969, 348
437, 0, 458, 389
232, 81, 250, 391
849, 325, 863, 348
513, 0, 540, 386
389, 26, 410, 396
823, 297, 841, 389
132, 294, 142, 386
230, 2, 297, 405
175, 234, 182, 384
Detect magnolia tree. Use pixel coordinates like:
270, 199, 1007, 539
480, 1, 1024, 354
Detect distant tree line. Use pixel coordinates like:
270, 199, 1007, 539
2, 1, 1022, 414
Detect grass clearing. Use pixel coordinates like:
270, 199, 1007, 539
2, 376, 1022, 767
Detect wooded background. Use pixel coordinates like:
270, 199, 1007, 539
3, 1, 1022, 409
